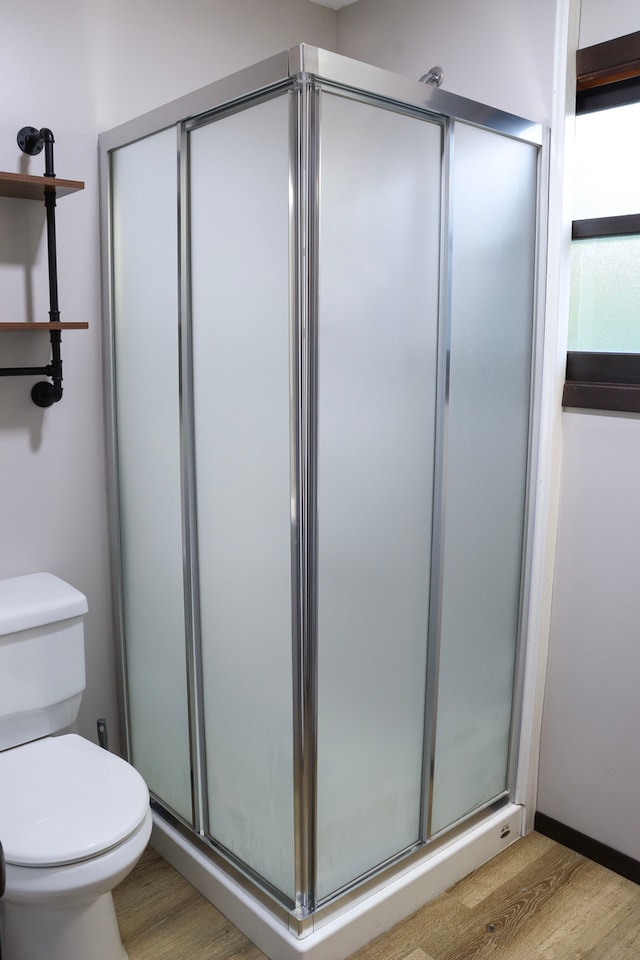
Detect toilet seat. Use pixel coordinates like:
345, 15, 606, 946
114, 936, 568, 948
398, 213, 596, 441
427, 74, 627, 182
0, 733, 149, 867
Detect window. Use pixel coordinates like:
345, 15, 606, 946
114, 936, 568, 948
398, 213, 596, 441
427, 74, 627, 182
563, 31, 640, 412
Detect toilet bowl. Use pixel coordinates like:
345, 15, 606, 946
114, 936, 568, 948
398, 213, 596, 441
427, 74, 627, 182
0, 573, 152, 960
0, 734, 152, 960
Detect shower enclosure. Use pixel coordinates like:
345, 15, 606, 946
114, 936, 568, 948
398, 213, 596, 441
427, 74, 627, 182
100, 46, 544, 959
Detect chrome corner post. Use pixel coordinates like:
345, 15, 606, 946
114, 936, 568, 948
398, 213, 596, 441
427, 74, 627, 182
290, 71, 320, 922
177, 120, 208, 835
420, 115, 455, 842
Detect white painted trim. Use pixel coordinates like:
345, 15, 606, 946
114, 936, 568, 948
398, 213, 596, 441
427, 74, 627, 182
151, 804, 523, 960
514, 0, 580, 830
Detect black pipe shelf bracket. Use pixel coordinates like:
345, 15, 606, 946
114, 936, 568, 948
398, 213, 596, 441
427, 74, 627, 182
0, 126, 86, 407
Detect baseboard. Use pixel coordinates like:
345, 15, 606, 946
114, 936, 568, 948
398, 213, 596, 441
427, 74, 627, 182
535, 812, 640, 885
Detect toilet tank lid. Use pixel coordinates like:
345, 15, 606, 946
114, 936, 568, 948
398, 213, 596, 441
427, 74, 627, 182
0, 573, 88, 636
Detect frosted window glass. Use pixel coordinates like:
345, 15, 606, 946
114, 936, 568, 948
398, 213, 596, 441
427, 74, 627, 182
315, 93, 441, 899
112, 129, 192, 823
573, 103, 640, 220
430, 124, 537, 835
569, 236, 640, 351
190, 95, 295, 899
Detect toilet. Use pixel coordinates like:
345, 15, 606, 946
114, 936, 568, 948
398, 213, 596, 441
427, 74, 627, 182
0, 573, 152, 960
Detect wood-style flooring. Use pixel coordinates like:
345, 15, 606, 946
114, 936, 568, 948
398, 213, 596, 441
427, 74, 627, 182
113, 832, 640, 960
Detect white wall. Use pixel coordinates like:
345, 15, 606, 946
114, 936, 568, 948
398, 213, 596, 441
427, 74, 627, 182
537, 0, 640, 858
85, 0, 335, 132
0, 0, 112, 746
336, 0, 558, 124
578, 0, 639, 47
0, 0, 335, 753
538, 413, 640, 859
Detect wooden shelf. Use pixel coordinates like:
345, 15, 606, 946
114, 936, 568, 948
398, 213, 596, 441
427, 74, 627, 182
0, 322, 89, 331
0, 171, 84, 201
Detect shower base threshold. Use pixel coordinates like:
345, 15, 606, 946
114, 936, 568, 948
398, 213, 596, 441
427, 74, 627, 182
151, 802, 523, 960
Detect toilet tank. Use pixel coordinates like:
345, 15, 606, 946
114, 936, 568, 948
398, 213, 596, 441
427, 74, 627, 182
0, 573, 88, 751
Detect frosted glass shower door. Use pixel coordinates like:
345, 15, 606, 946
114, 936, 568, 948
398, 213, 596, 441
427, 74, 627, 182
103, 45, 545, 929
315, 92, 442, 899
189, 94, 295, 899
430, 124, 538, 835
111, 128, 192, 823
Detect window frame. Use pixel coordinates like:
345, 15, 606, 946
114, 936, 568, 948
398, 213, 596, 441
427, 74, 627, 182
564, 30, 640, 412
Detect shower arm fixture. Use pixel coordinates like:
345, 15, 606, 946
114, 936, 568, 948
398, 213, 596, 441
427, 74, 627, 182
419, 66, 444, 88
0, 126, 65, 407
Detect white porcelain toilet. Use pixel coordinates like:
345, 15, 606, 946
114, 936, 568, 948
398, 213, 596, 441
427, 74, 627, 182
0, 573, 152, 960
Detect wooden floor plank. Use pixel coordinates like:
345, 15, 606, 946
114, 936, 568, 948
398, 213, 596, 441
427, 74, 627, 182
534, 859, 640, 960
347, 891, 475, 960
114, 848, 267, 960
395, 843, 586, 960
449, 832, 557, 909
581, 904, 640, 960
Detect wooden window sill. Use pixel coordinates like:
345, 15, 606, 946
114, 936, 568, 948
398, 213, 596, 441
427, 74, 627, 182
563, 352, 640, 413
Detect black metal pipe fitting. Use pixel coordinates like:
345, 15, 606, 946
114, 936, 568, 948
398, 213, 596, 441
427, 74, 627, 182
12, 124, 65, 406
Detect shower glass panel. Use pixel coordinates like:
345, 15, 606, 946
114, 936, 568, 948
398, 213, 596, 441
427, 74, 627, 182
111, 128, 192, 824
189, 93, 295, 899
315, 92, 442, 900
430, 124, 538, 835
